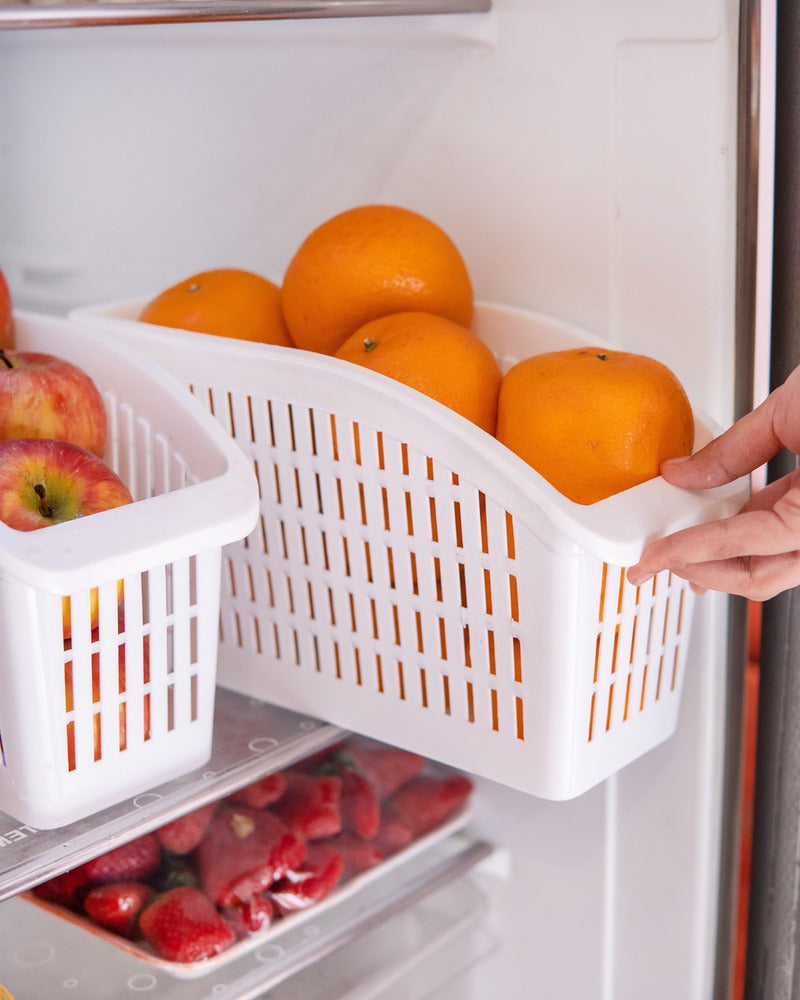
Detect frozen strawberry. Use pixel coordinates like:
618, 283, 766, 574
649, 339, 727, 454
139, 886, 235, 964
373, 815, 414, 857
344, 738, 425, 799
83, 833, 162, 885
84, 881, 155, 938
155, 803, 217, 855
197, 805, 306, 908
324, 833, 384, 879
31, 865, 92, 910
228, 771, 286, 809
385, 774, 472, 837
222, 894, 275, 939
269, 843, 344, 914
272, 771, 342, 840
339, 768, 380, 840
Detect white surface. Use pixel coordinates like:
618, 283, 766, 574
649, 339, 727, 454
0, 0, 753, 996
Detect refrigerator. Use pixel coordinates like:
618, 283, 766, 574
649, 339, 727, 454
0, 0, 776, 997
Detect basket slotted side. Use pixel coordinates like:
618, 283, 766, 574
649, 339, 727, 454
198, 379, 694, 800
0, 386, 221, 828
0, 313, 255, 828
70, 300, 732, 799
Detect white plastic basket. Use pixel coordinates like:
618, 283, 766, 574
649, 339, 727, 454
0, 312, 259, 828
72, 299, 749, 800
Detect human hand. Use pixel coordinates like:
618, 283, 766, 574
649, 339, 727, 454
626, 365, 800, 600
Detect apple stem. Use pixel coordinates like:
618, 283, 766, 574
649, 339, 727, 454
0, 350, 12, 370
33, 482, 55, 519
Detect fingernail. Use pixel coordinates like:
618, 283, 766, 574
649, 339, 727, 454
662, 455, 692, 469
627, 568, 654, 586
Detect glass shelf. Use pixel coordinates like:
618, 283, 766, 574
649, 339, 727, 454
0, 0, 490, 31
1, 839, 492, 999
0, 687, 346, 902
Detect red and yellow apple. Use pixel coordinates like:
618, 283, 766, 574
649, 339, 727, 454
0, 268, 13, 349
0, 437, 133, 636
0, 349, 107, 457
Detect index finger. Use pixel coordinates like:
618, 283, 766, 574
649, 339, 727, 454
661, 391, 783, 491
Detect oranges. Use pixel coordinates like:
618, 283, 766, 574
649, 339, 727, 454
281, 205, 474, 356
140, 207, 695, 508
139, 268, 293, 347
496, 347, 694, 505
335, 312, 502, 434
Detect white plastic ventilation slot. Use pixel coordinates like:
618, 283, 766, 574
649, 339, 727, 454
60, 556, 202, 774
45, 390, 203, 779
194, 385, 526, 744
587, 564, 687, 743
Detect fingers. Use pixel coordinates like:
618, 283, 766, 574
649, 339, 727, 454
660, 396, 781, 490
630, 506, 800, 581
645, 551, 800, 601
627, 475, 800, 599
741, 468, 800, 513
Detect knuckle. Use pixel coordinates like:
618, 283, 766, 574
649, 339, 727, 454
775, 487, 800, 533
743, 552, 800, 601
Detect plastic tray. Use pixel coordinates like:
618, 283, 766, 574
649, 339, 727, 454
0, 312, 259, 828
23, 806, 473, 979
72, 298, 750, 799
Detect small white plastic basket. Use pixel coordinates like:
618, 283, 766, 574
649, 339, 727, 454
73, 299, 749, 800
0, 312, 259, 828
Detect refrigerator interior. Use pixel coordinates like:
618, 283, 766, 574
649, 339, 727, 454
0, 0, 770, 997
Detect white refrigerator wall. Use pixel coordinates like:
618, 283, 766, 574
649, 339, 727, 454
0, 2, 744, 997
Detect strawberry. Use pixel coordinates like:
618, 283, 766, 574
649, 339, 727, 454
222, 894, 275, 939
155, 803, 217, 855
269, 843, 344, 914
83, 881, 155, 938
272, 771, 342, 840
384, 774, 472, 837
373, 815, 414, 857
31, 865, 92, 910
324, 833, 384, 879
339, 768, 380, 840
83, 833, 162, 885
139, 886, 235, 963
197, 805, 306, 908
343, 738, 425, 799
228, 771, 286, 809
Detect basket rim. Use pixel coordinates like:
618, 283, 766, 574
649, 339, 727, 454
0, 311, 259, 590
71, 297, 750, 566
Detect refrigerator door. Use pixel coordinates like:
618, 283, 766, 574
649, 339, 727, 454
0, 0, 763, 997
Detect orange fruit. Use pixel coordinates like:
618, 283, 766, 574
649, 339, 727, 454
496, 347, 694, 505
139, 268, 293, 347
281, 205, 474, 356
335, 311, 501, 434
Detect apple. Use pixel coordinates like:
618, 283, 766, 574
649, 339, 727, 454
64, 624, 151, 771
0, 268, 13, 349
0, 437, 133, 636
0, 349, 107, 457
